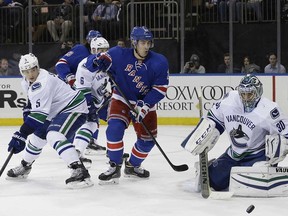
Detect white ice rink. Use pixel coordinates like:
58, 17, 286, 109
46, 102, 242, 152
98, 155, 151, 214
0, 125, 287, 216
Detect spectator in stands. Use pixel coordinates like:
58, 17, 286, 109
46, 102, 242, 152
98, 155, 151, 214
116, 38, 126, 47
264, 52, 286, 73
240, 55, 260, 73
46, 0, 74, 42
181, 54, 206, 74
219, 0, 238, 22
88, 0, 119, 40
0, 0, 25, 43
31, 0, 49, 42
217, 52, 231, 72
0, 58, 14, 75
236, 0, 263, 22
217, 52, 241, 73
60, 38, 74, 55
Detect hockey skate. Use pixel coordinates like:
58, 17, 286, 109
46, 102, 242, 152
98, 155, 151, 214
66, 162, 94, 189
6, 160, 33, 179
98, 161, 121, 185
85, 138, 106, 155
76, 150, 92, 169
124, 158, 150, 179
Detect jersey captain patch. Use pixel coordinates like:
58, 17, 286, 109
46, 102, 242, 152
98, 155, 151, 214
31, 82, 42, 91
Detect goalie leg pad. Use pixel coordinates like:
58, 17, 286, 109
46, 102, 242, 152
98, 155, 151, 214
230, 166, 288, 197
181, 118, 220, 155
265, 134, 288, 165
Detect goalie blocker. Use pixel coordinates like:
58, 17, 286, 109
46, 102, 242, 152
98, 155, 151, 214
181, 118, 220, 155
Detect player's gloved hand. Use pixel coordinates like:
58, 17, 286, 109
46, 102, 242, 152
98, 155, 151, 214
8, 131, 28, 154
87, 101, 98, 122
66, 74, 76, 87
22, 100, 31, 121
92, 52, 112, 72
130, 100, 150, 123
265, 134, 288, 165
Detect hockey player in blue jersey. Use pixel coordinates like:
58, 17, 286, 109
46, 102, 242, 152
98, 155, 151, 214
86, 26, 169, 184
55, 30, 107, 154
55, 30, 102, 86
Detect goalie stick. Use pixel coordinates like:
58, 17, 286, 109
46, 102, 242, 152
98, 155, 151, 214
198, 96, 233, 199
106, 72, 189, 172
0, 151, 13, 177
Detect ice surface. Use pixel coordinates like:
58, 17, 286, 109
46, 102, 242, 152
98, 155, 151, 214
0, 125, 287, 216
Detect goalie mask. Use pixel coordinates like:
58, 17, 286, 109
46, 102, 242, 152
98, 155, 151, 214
238, 74, 263, 113
19, 53, 39, 76
90, 37, 110, 54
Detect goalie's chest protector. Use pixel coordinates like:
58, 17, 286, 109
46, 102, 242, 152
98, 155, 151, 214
210, 91, 276, 157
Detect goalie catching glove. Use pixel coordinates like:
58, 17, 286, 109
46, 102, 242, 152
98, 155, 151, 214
265, 134, 288, 165
181, 118, 220, 155
130, 100, 150, 123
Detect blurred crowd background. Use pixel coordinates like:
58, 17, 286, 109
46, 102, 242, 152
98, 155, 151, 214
0, 0, 287, 74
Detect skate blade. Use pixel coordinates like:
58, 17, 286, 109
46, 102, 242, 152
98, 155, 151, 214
98, 178, 119, 185
66, 178, 94, 189
123, 174, 149, 180
6, 175, 29, 180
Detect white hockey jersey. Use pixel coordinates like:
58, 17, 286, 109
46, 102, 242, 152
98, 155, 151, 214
21, 69, 88, 122
74, 57, 110, 107
208, 90, 288, 160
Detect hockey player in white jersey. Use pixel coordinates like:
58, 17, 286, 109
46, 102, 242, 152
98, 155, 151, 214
73, 37, 111, 162
182, 74, 288, 195
6, 53, 93, 188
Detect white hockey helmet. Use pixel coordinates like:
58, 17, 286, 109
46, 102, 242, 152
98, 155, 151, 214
19, 53, 39, 75
90, 37, 110, 54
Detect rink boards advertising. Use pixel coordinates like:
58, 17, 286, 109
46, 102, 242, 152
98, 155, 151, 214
0, 75, 286, 126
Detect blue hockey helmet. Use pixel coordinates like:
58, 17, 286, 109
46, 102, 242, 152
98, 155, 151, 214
130, 26, 154, 48
86, 30, 102, 44
238, 74, 263, 113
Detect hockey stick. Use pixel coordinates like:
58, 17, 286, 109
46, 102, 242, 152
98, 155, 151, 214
0, 151, 13, 177
106, 72, 188, 172
198, 96, 233, 199
96, 97, 111, 114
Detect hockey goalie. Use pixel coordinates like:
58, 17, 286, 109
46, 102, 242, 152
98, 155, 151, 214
182, 74, 288, 197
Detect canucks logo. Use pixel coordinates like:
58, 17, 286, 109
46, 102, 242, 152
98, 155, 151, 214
229, 125, 249, 148
270, 108, 280, 119
31, 82, 42, 91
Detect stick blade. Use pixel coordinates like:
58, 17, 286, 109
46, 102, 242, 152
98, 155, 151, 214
173, 164, 189, 172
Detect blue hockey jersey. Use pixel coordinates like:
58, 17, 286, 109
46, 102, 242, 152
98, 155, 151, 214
55, 44, 90, 81
107, 46, 169, 107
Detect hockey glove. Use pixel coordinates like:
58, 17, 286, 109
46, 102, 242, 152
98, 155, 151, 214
85, 53, 112, 72
8, 131, 28, 154
66, 74, 76, 87
130, 100, 150, 123
87, 101, 98, 123
265, 134, 288, 165
92, 52, 112, 72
